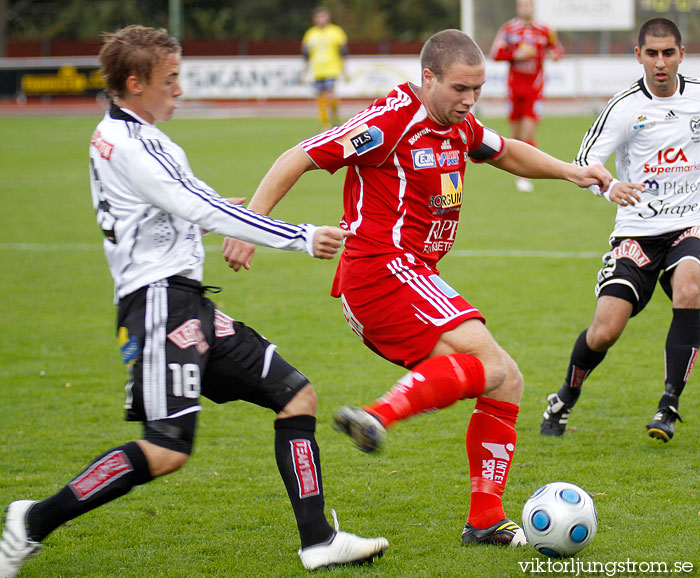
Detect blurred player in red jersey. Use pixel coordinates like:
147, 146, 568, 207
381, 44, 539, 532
222, 29, 610, 548
491, 0, 563, 192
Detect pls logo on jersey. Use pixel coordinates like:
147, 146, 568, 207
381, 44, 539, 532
290, 440, 320, 498
336, 124, 384, 158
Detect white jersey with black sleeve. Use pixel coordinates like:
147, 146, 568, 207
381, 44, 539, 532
576, 74, 700, 237
89, 104, 316, 300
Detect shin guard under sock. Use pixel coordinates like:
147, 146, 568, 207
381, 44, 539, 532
365, 354, 486, 428
274, 415, 333, 548
466, 397, 519, 529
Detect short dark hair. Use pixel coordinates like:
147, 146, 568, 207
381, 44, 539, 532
420, 29, 484, 81
99, 25, 181, 99
638, 18, 682, 49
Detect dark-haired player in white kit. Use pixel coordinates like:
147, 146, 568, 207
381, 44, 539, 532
0, 25, 387, 578
541, 18, 700, 442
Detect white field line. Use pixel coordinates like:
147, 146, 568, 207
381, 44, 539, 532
0, 243, 601, 259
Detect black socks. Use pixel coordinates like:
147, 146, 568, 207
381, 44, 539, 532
27, 441, 152, 542
274, 415, 334, 548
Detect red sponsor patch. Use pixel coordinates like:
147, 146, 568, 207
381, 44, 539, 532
684, 347, 699, 382
290, 440, 320, 498
69, 450, 133, 500
90, 130, 114, 160
612, 239, 651, 267
214, 309, 235, 337
672, 226, 700, 247
168, 319, 209, 354
570, 366, 591, 389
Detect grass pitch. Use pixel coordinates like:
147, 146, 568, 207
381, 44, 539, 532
1, 112, 699, 577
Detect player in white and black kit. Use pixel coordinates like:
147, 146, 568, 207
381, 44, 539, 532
541, 18, 700, 443
0, 25, 387, 578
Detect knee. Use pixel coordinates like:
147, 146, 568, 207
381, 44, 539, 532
509, 360, 524, 392
483, 357, 508, 390
137, 440, 189, 478
672, 282, 700, 308
277, 383, 317, 419
483, 352, 523, 394
159, 451, 189, 475
481, 354, 523, 405
587, 324, 622, 350
504, 357, 524, 402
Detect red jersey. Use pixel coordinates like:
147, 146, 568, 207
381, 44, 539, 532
301, 82, 505, 293
490, 18, 563, 96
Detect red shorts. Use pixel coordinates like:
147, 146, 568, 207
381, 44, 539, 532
331, 252, 485, 368
507, 88, 542, 122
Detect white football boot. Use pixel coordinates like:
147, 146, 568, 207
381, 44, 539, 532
298, 510, 388, 570
0, 501, 42, 578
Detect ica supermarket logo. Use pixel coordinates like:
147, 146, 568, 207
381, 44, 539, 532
657, 147, 688, 164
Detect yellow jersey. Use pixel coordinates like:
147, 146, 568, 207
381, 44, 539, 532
302, 24, 348, 80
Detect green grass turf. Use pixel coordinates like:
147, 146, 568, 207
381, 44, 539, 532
1, 113, 699, 577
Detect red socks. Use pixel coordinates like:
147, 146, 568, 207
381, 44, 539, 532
466, 397, 519, 528
362, 354, 518, 530
364, 354, 486, 428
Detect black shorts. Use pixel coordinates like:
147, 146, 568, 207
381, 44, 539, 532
116, 276, 309, 453
595, 228, 700, 316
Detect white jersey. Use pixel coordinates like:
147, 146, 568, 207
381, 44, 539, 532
576, 74, 700, 237
89, 104, 316, 300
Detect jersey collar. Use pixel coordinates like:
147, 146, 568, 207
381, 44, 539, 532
637, 73, 685, 99
109, 102, 146, 124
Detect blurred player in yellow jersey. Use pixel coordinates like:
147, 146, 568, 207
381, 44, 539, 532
302, 7, 348, 129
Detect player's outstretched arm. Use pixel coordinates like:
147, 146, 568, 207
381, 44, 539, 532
223, 226, 349, 270
249, 145, 317, 215
565, 163, 613, 190
223, 145, 319, 271
488, 138, 613, 191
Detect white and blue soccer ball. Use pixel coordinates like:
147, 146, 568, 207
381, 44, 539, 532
521, 481, 597, 558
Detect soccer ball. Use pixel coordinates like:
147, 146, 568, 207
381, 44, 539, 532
521, 481, 597, 558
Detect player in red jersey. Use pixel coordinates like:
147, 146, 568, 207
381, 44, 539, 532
222, 29, 610, 547
491, 0, 563, 191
